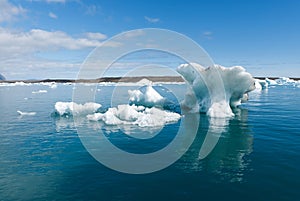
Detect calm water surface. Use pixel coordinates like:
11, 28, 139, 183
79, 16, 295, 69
0, 83, 299, 201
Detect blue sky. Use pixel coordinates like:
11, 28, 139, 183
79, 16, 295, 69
0, 0, 300, 79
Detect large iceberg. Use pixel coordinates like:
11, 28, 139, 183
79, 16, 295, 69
177, 63, 255, 117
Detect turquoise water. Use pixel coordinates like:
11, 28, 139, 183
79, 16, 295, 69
0, 83, 299, 201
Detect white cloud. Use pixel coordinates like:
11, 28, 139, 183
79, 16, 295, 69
203, 31, 213, 39
49, 12, 58, 19
85, 32, 107, 40
0, 27, 108, 57
0, 27, 112, 79
144, 16, 160, 23
0, 0, 26, 23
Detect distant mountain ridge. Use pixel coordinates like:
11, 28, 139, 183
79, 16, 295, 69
0, 76, 299, 83
0, 76, 185, 83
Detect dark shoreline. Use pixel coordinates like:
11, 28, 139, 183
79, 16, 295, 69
0, 76, 299, 83
255, 77, 300, 80
0, 76, 185, 83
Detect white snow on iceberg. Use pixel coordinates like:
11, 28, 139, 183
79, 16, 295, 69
87, 104, 181, 127
54, 86, 181, 128
177, 63, 255, 117
128, 85, 165, 107
54, 102, 102, 116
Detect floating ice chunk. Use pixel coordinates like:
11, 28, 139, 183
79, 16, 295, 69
258, 79, 268, 89
87, 104, 181, 127
128, 85, 165, 107
254, 79, 262, 91
275, 77, 294, 85
39, 82, 57, 88
265, 78, 277, 85
0, 82, 32, 87
273, 77, 300, 87
54, 102, 101, 116
32, 90, 47, 94
177, 63, 255, 117
17, 110, 36, 116
50, 84, 57, 89
15, 82, 31, 86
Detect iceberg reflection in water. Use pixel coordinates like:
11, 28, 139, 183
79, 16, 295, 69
54, 106, 253, 182
178, 108, 253, 182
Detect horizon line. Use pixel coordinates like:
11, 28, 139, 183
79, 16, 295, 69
1, 76, 300, 83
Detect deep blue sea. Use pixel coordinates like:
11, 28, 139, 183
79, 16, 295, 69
0, 82, 299, 201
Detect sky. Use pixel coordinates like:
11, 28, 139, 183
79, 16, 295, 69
0, 0, 300, 79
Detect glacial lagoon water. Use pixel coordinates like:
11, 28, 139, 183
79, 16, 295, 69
0, 82, 299, 201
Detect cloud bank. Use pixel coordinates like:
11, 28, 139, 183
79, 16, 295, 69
0, 26, 108, 79
0, 0, 26, 23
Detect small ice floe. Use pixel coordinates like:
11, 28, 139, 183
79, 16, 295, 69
39, 82, 57, 89
265, 78, 277, 85
32, 90, 48, 94
0, 82, 32, 87
254, 79, 263, 91
252, 79, 269, 92
50, 84, 57, 89
17, 110, 36, 116
54, 102, 102, 116
258, 79, 268, 89
275, 77, 295, 85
